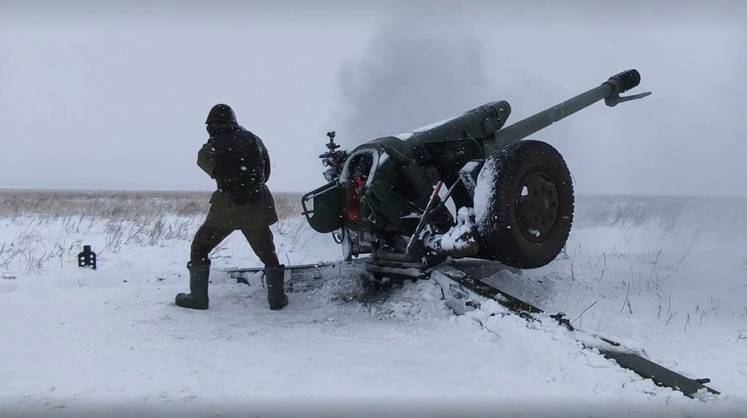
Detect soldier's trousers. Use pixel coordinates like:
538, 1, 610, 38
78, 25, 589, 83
190, 223, 280, 267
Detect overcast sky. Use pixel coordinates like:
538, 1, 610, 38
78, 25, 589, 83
1, 0, 745, 196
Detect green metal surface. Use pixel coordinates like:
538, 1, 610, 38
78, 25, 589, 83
486, 69, 645, 154
301, 182, 345, 233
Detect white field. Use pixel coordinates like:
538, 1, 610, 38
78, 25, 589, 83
0, 191, 745, 418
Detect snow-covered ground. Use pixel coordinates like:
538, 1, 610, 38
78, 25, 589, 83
0, 192, 745, 417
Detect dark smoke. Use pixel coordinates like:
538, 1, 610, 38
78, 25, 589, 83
335, 27, 492, 145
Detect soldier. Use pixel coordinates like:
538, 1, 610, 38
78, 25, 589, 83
175, 104, 287, 311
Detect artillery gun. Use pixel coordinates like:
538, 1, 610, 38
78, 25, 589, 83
237, 72, 721, 397
302, 70, 650, 277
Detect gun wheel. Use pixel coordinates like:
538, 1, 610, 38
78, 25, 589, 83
478, 140, 574, 269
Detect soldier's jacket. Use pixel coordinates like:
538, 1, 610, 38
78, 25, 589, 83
197, 131, 278, 231
197, 131, 272, 184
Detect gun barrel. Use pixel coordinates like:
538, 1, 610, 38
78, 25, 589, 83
487, 69, 642, 152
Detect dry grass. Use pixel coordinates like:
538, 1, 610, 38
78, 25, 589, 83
0, 189, 302, 221
0, 190, 303, 273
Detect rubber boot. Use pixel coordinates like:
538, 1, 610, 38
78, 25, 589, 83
175, 262, 210, 310
266, 264, 288, 310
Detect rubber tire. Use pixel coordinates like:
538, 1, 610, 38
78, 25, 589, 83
478, 140, 574, 269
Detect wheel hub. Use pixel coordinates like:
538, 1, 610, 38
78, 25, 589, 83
515, 170, 559, 242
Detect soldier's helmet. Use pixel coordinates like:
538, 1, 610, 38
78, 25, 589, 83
205, 104, 237, 124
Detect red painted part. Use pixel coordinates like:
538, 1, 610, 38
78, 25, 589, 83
345, 176, 366, 222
